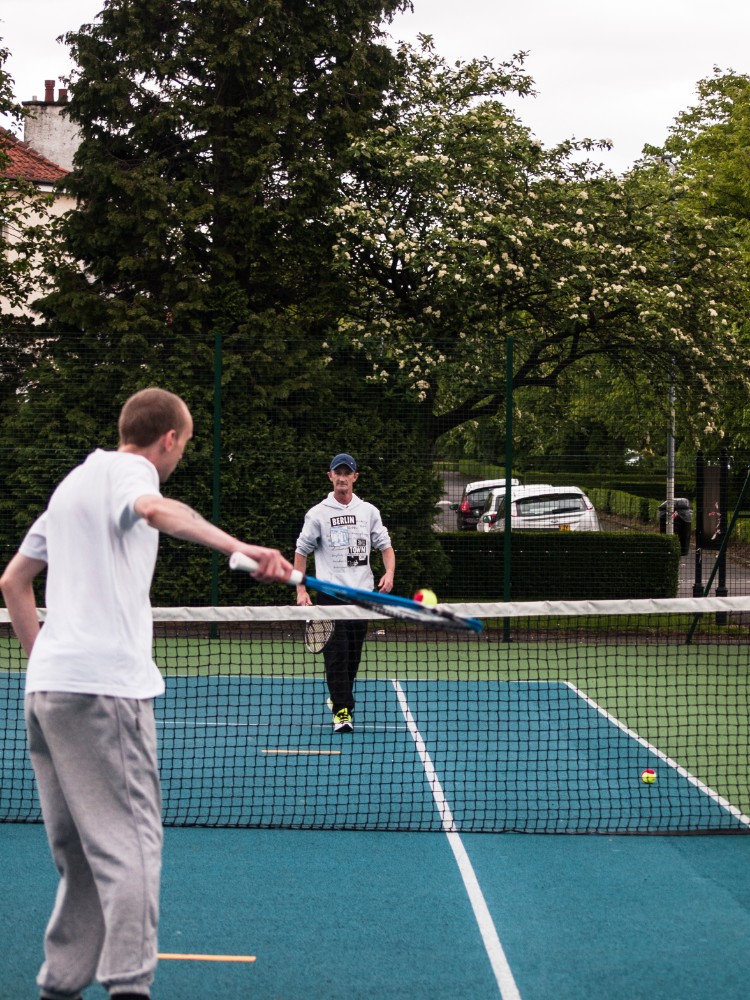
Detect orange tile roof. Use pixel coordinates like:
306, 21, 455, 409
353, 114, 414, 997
0, 128, 68, 184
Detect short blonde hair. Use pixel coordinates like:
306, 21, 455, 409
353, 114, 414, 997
118, 388, 189, 447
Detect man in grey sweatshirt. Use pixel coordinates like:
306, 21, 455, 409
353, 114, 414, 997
294, 453, 396, 733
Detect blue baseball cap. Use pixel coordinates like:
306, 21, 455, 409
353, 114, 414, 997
329, 453, 357, 472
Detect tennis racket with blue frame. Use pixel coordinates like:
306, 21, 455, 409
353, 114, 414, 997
228, 552, 483, 634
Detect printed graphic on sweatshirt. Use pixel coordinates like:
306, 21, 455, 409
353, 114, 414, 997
329, 514, 357, 549
347, 536, 369, 568
330, 526, 350, 547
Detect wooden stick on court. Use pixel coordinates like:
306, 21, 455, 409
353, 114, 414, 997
158, 953, 256, 963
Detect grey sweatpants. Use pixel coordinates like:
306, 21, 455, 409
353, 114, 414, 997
25, 692, 163, 998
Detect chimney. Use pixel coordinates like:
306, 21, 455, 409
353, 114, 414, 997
22, 78, 80, 171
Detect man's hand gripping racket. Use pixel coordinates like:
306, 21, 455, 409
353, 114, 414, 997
229, 552, 483, 634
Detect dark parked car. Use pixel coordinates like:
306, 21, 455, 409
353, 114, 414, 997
451, 478, 519, 531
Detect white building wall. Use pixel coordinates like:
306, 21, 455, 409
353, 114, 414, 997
0, 187, 76, 320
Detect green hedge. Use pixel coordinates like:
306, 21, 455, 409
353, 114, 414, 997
523, 472, 693, 503
586, 487, 663, 524
435, 532, 681, 601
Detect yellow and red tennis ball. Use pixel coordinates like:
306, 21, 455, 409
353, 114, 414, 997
413, 588, 438, 607
641, 768, 657, 784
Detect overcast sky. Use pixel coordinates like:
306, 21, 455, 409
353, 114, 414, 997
3, 0, 750, 173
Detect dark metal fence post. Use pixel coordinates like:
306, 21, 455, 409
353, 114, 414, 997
210, 331, 222, 635
715, 448, 729, 624
693, 450, 704, 597
502, 336, 513, 642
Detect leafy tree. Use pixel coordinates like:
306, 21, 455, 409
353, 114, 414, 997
38, 0, 411, 374
659, 69, 750, 222
0, 43, 39, 316
0, 40, 70, 570
331, 41, 750, 460
645, 69, 750, 456
1, 2, 454, 602
0, 39, 62, 387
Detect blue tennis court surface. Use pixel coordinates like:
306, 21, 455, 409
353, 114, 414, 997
4, 670, 750, 999
2, 674, 746, 832
151, 676, 748, 832
6, 823, 750, 1000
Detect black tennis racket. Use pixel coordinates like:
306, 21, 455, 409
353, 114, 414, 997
228, 553, 483, 634
304, 618, 335, 653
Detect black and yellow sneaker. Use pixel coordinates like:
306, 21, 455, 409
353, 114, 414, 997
333, 707, 353, 733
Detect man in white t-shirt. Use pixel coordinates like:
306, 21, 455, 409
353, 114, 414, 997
0, 387, 293, 1000
294, 453, 395, 733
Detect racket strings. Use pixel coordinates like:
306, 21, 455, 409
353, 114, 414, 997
304, 619, 335, 653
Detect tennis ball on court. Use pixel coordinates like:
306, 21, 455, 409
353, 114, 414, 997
414, 588, 438, 607
641, 768, 657, 784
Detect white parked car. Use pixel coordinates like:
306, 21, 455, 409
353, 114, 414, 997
478, 484, 600, 532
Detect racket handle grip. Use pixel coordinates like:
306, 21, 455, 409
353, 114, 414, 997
229, 552, 304, 586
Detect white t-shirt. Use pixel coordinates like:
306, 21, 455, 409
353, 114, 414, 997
295, 492, 392, 591
19, 449, 165, 698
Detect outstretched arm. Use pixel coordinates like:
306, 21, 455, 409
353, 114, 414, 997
134, 495, 293, 583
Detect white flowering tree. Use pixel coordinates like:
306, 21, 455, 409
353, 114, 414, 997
652, 68, 750, 453
331, 40, 750, 453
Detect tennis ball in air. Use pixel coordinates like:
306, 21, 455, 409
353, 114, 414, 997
414, 588, 438, 607
641, 768, 657, 784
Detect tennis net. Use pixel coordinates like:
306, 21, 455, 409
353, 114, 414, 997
2, 596, 750, 834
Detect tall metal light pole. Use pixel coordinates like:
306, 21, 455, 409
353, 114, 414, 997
662, 156, 677, 536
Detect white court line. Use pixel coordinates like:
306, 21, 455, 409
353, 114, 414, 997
565, 680, 750, 828
392, 680, 522, 1000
